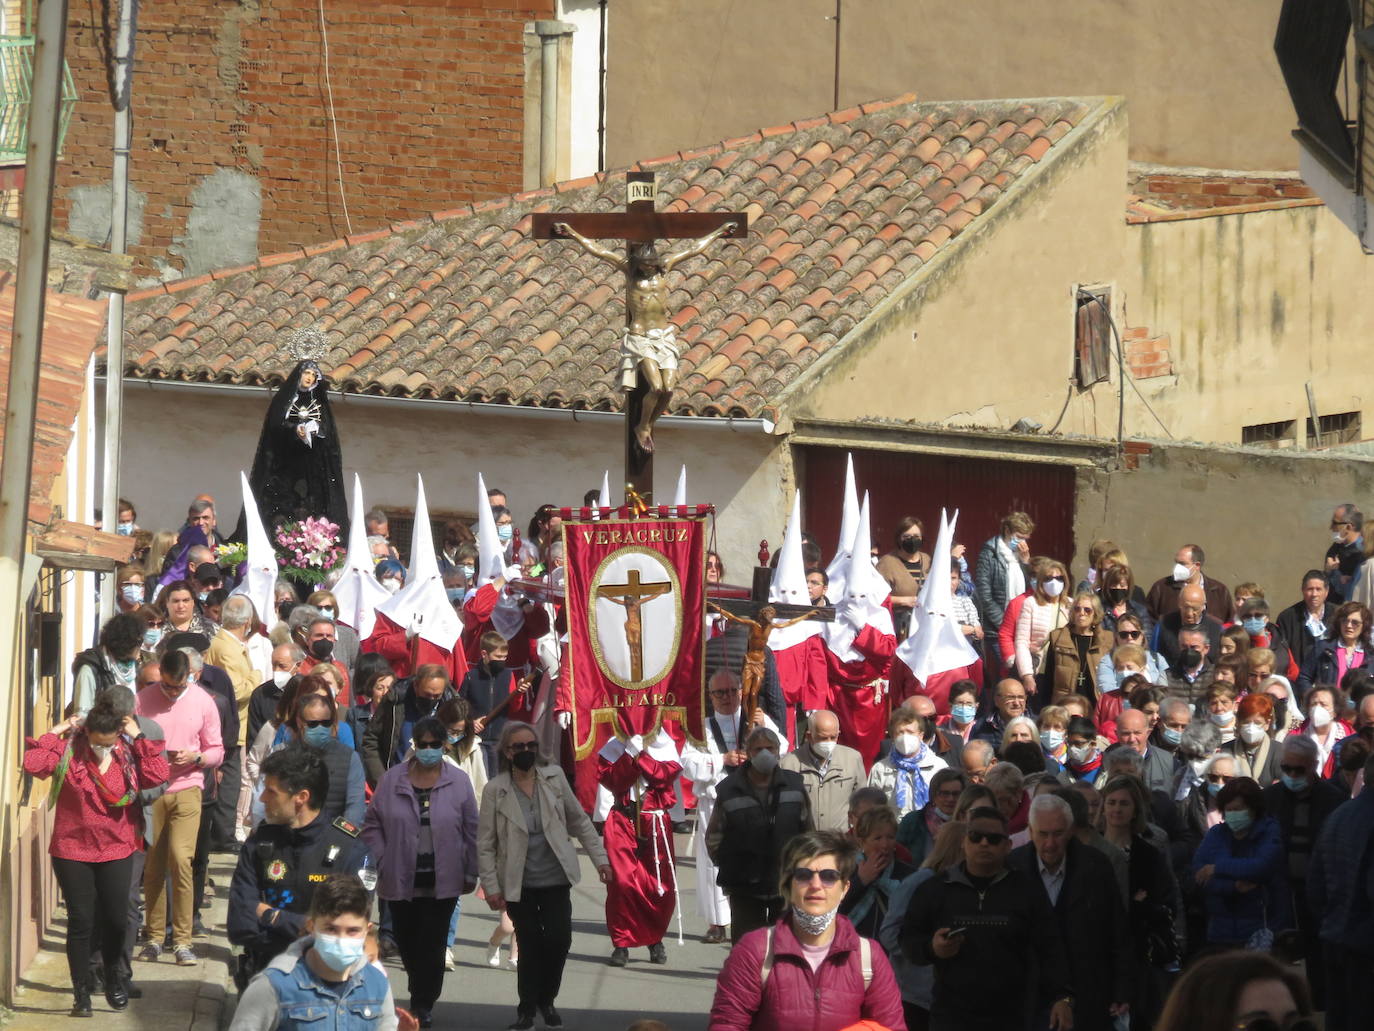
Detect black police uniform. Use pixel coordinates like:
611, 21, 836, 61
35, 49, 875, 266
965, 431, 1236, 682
226, 812, 367, 988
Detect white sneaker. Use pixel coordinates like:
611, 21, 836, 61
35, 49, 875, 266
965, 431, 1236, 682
506, 954, 518, 970
487, 944, 502, 968
444, 948, 456, 971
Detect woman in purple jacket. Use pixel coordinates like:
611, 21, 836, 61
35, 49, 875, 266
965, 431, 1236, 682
709, 829, 906, 1031
362, 716, 477, 1030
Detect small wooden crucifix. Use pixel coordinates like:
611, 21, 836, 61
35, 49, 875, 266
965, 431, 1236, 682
531, 171, 748, 501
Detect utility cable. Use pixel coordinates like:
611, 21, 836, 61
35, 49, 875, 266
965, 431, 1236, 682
318, 0, 353, 235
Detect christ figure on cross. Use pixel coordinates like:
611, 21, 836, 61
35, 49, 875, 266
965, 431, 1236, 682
707, 602, 820, 726
596, 568, 674, 682
553, 220, 738, 453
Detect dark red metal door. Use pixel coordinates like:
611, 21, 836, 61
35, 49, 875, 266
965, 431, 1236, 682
799, 446, 1077, 573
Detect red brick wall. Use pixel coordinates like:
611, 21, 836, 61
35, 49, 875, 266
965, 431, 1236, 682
56, 0, 553, 278
1129, 172, 1315, 210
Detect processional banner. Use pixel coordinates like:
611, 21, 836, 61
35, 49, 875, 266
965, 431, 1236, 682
563, 516, 707, 757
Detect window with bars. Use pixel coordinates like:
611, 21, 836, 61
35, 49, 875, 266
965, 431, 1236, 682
1306, 410, 1362, 447
1242, 419, 1299, 449
382, 509, 475, 566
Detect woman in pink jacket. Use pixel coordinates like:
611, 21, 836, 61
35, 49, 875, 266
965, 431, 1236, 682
708, 829, 906, 1031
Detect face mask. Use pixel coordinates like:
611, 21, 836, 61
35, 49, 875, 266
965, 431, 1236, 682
381, 579, 401, 595
461, 564, 475, 579
273, 670, 292, 689
312, 933, 365, 974
1310, 704, 1333, 729
512, 750, 538, 772
893, 733, 922, 756
414, 747, 444, 767
310, 639, 335, 661
899, 537, 921, 555
1042, 579, 1065, 598
446, 587, 464, 603
1223, 810, 1253, 834
1207, 780, 1223, 797
485, 658, 506, 675
318, 607, 335, 621
1242, 617, 1267, 635
1104, 587, 1127, 605
950, 703, 977, 725
1210, 710, 1235, 727
1333, 531, 1345, 544
791, 905, 839, 936
1180, 647, 1203, 669
143, 627, 163, 649
91, 743, 115, 762
811, 739, 837, 760
303, 726, 333, 748
120, 584, 144, 606
1160, 726, 1183, 747
116, 522, 134, 536
751, 748, 779, 773
447, 732, 464, 745
1040, 729, 1064, 752
1172, 563, 1192, 583
497, 524, 513, 542
1068, 744, 1095, 765
1280, 772, 1309, 793
1239, 722, 1267, 745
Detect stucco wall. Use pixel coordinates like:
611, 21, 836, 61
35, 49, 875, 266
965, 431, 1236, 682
1074, 440, 1374, 605
113, 386, 789, 577
1121, 204, 1374, 445
606, 0, 1295, 171
785, 98, 1131, 437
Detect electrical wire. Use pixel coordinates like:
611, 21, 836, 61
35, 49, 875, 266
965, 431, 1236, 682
1079, 291, 1175, 442
318, 0, 353, 235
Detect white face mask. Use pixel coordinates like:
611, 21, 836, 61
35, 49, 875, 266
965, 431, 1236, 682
1210, 710, 1236, 727
1310, 704, 1333, 729
272, 670, 292, 689
91, 743, 115, 762
1042, 579, 1065, 598
1239, 722, 1267, 745
1172, 562, 1192, 583
1068, 744, 1095, 765
811, 739, 837, 760
893, 732, 922, 757
381, 579, 401, 595
1333, 531, 1346, 544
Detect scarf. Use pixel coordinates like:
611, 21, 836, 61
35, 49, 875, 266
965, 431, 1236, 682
1068, 750, 1103, 782
891, 742, 931, 812
844, 857, 899, 926
999, 537, 1025, 598
52, 738, 139, 809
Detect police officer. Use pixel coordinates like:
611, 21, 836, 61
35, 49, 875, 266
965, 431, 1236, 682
227, 745, 367, 988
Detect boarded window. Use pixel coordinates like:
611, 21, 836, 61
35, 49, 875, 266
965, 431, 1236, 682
381, 509, 475, 567
1242, 420, 1299, 449
1305, 410, 1362, 447
1074, 287, 1112, 389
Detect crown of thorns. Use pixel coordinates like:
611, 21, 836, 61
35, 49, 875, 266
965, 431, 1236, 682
286, 327, 330, 363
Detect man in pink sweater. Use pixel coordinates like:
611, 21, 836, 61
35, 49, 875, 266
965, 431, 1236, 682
135, 649, 223, 965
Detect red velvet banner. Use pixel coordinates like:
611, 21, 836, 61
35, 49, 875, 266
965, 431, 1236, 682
563, 516, 706, 758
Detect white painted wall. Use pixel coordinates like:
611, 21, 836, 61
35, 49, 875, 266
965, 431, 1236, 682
557, 0, 604, 177
112, 383, 790, 578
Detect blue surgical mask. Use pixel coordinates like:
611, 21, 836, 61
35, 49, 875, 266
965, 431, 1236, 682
496, 524, 514, 542
461, 564, 475, 579
1206, 780, 1223, 797
312, 932, 365, 973
120, 584, 144, 605
143, 626, 163, 649
415, 747, 444, 767
319, 606, 335, 621
116, 522, 134, 536
1040, 729, 1064, 752
1242, 617, 1267, 635
446, 587, 464, 603
950, 703, 977, 725
447, 732, 463, 745
1280, 772, 1309, 793
1223, 809, 1253, 834
1210, 710, 1235, 727
1160, 726, 1183, 747
303, 726, 333, 749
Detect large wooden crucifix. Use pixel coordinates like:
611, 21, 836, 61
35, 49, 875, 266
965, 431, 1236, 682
531, 171, 748, 501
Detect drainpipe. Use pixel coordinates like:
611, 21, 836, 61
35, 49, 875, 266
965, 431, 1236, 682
100, 0, 137, 619
534, 20, 575, 187
0, 0, 72, 1003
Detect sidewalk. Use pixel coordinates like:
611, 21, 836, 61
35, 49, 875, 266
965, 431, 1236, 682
5, 854, 236, 1031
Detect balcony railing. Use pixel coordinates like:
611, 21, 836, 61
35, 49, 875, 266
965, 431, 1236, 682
0, 35, 78, 165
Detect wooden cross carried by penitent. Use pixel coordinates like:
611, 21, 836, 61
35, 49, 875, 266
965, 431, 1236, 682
531, 171, 749, 502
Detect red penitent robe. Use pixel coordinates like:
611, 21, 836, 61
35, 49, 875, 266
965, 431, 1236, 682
599, 746, 681, 948
888, 658, 984, 715
362, 611, 468, 683
460, 583, 550, 668
826, 623, 898, 771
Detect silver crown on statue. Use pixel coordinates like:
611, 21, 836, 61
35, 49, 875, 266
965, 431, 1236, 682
286, 327, 330, 364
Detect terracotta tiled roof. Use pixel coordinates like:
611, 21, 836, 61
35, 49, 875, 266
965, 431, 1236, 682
123, 94, 1103, 419
0, 275, 107, 527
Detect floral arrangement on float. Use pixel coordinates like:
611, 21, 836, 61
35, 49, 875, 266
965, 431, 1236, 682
274, 516, 343, 586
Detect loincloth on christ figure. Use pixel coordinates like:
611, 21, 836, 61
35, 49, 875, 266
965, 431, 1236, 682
620, 326, 680, 390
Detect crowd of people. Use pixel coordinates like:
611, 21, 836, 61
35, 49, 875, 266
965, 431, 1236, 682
24, 489, 1374, 1031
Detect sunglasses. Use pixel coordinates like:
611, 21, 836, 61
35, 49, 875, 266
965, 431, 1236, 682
791, 867, 843, 886
302, 719, 331, 729
1118, 630, 1142, 639
414, 740, 444, 749
508, 741, 539, 753
966, 830, 1009, 845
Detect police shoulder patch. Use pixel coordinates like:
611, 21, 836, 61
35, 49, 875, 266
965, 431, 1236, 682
332, 817, 360, 837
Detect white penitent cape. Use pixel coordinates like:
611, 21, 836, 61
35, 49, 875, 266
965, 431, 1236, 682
330, 474, 391, 641
894, 508, 979, 683
374, 475, 461, 652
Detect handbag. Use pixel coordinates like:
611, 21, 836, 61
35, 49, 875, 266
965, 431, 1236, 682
1245, 897, 1273, 951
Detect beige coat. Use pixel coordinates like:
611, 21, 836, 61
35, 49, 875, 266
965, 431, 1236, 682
780, 741, 867, 832
477, 765, 608, 902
